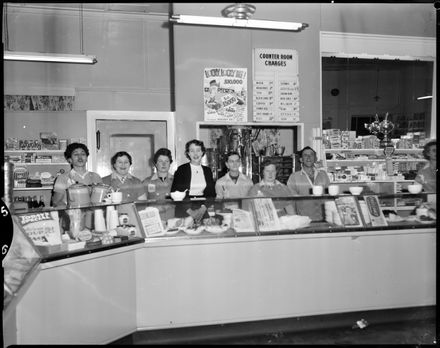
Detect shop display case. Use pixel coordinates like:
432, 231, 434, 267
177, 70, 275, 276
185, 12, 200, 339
7, 192, 436, 259
4, 192, 436, 345
322, 147, 428, 211
134, 192, 435, 240
3, 218, 41, 311
8, 202, 146, 264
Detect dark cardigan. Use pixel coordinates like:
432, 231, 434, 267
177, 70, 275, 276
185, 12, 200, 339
170, 162, 216, 198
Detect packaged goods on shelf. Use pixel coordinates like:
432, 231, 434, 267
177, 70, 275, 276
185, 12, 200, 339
5, 137, 19, 150
51, 155, 66, 163
13, 167, 29, 188
40, 132, 59, 150
22, 153, 34, 163
35, 155, 52, 163
59, 139, 68, 151
8, 155, 23, 163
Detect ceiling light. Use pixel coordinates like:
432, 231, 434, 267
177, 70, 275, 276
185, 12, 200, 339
3, 3, 97, 64
170, 3, 308, 32
170, 14, 308, 31
416, 95, 432, 100
4, 51, 97, 64
222, 3, 256, 19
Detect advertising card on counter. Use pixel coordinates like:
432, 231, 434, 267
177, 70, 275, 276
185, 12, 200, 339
252, 198, 281, 232
253, 48, 300, 123
138, 206, 165, 237
16, 211, 62, 245
363, 195, 388, 226
334, 196, 364, 228
203, 68, 247, 122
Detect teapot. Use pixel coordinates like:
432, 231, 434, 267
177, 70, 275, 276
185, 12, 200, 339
67, 183, 91, 207
90, 183, 112, 204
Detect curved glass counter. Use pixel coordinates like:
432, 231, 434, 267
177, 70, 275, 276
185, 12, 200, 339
4, 191, 435, 309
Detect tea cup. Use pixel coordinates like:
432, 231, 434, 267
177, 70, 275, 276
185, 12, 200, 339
312, 185, 324, 196
328, 184, 340, 196
111, 191, 123, 204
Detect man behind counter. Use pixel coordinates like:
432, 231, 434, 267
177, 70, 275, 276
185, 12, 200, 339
215, 151, 253, 199
287, 146, 330, 221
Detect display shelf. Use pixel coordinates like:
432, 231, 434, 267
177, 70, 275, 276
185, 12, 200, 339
324, 148, 423, 154
11, 162, 69, 166
5, 150, 66, 154
326, 158, 426, 164
13, 187, 53, 191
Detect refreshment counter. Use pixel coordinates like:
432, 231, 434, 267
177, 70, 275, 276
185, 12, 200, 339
3, 193, 436, 345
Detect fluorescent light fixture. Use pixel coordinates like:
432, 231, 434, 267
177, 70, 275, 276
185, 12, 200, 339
4, 51, 97, 64
416, 95, 432, 100
170, 15, 308, 31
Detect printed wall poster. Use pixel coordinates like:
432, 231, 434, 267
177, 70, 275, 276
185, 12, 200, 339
253, 48, 299, 122
204, 68, 247, 122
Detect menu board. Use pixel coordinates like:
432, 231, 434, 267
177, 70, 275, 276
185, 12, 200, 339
253, 48, 300, 122
203, 67, 248, 122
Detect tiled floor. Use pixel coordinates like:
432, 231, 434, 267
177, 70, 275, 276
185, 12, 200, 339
110, 306, 436, 345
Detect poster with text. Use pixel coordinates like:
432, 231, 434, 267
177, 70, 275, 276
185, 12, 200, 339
204, 68, 247, 122
253, 48, 299, 122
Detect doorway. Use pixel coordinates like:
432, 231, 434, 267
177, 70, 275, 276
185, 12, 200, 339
86, 111, 175, 180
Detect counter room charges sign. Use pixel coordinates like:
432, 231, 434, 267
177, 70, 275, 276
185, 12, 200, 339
204, 68, 247, 122
253, 48, 299, 122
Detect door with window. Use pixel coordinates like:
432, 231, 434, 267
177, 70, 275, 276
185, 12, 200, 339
87, 111, 175, 181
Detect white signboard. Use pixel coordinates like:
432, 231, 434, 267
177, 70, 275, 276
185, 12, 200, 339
204, 68, 248, 122
253, 48, 300, 122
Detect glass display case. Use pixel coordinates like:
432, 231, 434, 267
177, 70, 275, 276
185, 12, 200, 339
4, 191, 435, 306
134, 192, 436, 240
9, 202, 146, 263
3, 218, 41, 310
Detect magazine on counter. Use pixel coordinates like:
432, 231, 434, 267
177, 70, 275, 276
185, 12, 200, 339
232, 208, 255, 233
251, 198, 281, 232
334, 196, 364, 228
363, 195, 388, 226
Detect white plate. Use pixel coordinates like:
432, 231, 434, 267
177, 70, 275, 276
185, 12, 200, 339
165, 229, 181, 236
416, 217, 436, 224
183, 226, 204, 235
204, 225, 228, 234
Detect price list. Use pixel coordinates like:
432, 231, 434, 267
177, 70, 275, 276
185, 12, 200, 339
252, 48, 300, 122
253, 80, 275, 121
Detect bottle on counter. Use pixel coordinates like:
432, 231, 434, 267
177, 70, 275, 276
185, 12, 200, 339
38, 195, 45, 208
31, 195, 39, 208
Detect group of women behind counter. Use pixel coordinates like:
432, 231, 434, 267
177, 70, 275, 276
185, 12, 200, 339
51, 138, 437, 221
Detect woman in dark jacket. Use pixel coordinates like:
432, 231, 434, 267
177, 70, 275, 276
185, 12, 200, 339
171, 139, 216, 198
